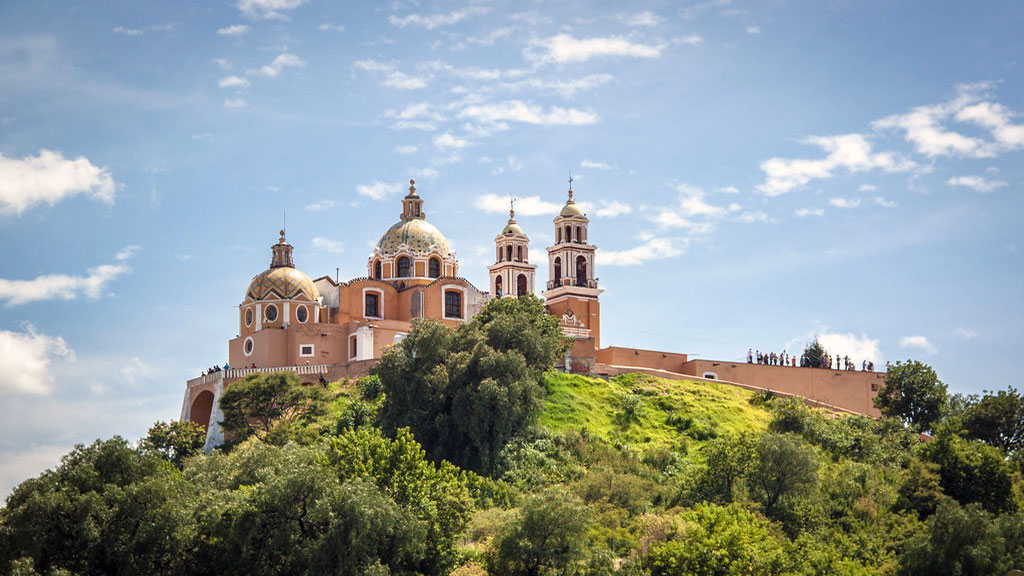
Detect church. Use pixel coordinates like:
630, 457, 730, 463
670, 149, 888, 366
182, 179, 887, 449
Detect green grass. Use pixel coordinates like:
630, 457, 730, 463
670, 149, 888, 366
539, 371, 772, 453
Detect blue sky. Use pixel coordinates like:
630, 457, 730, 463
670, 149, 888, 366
1, 0, 1022, 496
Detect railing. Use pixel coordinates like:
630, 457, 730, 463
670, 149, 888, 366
187, 364, 331, 389
546, 278, 600, 290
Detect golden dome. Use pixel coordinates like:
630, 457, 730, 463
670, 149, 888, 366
560, 202, 584, 217
245, 267, 319, 302
376, 218, 452, 255
502, 221, 524, 235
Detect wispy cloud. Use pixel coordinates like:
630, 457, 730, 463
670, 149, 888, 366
795, 207, 824, 217
873, 197, 897, 208
947, 175, 1007, 193
526, 34, 665, 64
0, 150, 117, 215
0, 247, 138, 307
581, 159, 614, 170
617, 11, 664, 27
746, 25, 761, 34
458, 100, 598, 126
311, 237, 343, 254
0, 326, 73, 396
113, 24, 175, 37
599, 235, 688, 266
595, 201, 632, 218
250, 53, 305, 78
955, 327, 979, 340
818, 332, 881, 365
389, 7, 489, 29
224, 98, 247, 108
395, 145, 418, 154
353, 59, 426, 90
829, 197, 861, 208
900, 335, 937, 355
356, 181, 403, 201
476, 193, 560, 216
318, 23, 345, 32
217, 24, 250, 36
218, 75, 250, 89
434, 133, 471, 149
304, 199, 335, 211
237, 0, 308, 20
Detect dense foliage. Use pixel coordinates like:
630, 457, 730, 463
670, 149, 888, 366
874, 360, 948, 433
2, 304, 1023, 575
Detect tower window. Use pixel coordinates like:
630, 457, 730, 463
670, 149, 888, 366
495, 275, 503, 297
576, 226, 582, 243
517, 246, 523, 262
397, 256, 411, 278
265, 304, 279, 323
245, 308, 253, 327
429, 258, 441, 279
556, 228, 562, 243
296, 305, 308, 323
517, 273, 528, 296
444, 290, 463, 319
244, 336, 254, 356
576, 256, 588, 287
364, 292, 380, 318
565, 225, 572, 242
374, 260, 382, 279
554, 257, 562, 285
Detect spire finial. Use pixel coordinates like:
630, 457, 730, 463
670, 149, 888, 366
409, 179, 416, 195
509, 192, 516, 220
568, 171, 574, 202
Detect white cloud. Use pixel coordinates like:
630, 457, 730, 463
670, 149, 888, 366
675, 183, 725, 217
353, 59, 426, 90
434, 133, 471, 149
250, 53, 305, 78
858, 184, 878, 192
873, 84, 1024, 158
0, 326, 73, 395
113, 26, 144, 37
673, 35, 704, 46
389, 7, 489, 29
458, 100, 598, 126
617, 11, 663, 27
947, 175, 1007, 193
581, 159, 614, 170
526, 34, 664, 64
817, 332, 881, 365
318, 23, 345, 32
873, 196, 897, 208
599, 236, 688, 266
476, 193, 560, 216
829, 197, 861, 208
224, 98, 247, 108
217, 24, 250, 36
758, 134, 916, 196
955, 328, 978, 340
735, 211, 772, 223
0, 250, 137, 307
595, 201, 632, 218
212, 58, 232, 70
304, 199, 335, 211
714, 186, 739, 194
356, 181, 403, 201
116, 245, 142, 261
795, 208, 824, 217
0, 150, 117, 215
395, 145, 418, 154
489, 156, 523, 175
311, 237, 344, 254
218, 75, 250, 88
237, 0, 308, 20
900, 335, 937, 355
746, 25, 761, 34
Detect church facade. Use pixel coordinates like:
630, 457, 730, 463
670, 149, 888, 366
182, 179, 886, 450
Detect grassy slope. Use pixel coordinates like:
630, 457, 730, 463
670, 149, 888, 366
539, 371, 771, 452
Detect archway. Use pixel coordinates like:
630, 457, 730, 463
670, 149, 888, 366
373, 260, 382, 279
495, 275, 503, 297
517, 274, 528, 296
429, 257, 441, 279
554, 257, 562, 285
576, 256, 587, 287
190, 390, 215, 430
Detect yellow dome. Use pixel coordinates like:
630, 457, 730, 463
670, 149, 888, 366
502, 220, 524, 235
245, 267, 319, 302
377, 218, 452, 255
560, 201, 584, 217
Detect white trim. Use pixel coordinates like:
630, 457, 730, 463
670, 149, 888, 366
243, 336, 255, 357
362, 287, 385, 319
299, 344, 315, 358
264, 303, 279, 323
295, 304, 309, 324
255, 303, 262, 331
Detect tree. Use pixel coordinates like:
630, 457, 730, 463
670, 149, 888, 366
961, 387, 1024, 455
142, 420, 206, 468
377, 294, 564, 473
692, 433, 756, 504
749, 432, 819, 516
873, 360, 947, 432
899, 501, 1024, 576
921, 423, 1017, 514
486, 487, 591, 576
802, 337, 828, 368
218, 371, 327, 445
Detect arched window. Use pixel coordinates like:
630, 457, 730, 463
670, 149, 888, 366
576, 226, 582, 243
556, 228, 562, 243
517, 274, 528, 296
554, 257, 562, 285
397, 256, 411, 278
497, 246, 502, 262
517, 246, 523, 262
429, 258, 441, 279
565, 225, 572, 243
576, 256, 587, 287
373, 260, 382, 279
495, 275, 503, 297
506, 245, 513, 262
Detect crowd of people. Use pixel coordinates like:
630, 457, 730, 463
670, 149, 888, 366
747, 348, 884, 372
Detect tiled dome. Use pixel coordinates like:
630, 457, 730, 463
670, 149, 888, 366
245, 266, 319, 302
376, 218, 451, 255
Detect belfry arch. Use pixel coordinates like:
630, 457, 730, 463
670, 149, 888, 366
190, 390, 215, 430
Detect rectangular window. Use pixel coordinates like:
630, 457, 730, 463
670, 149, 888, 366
444, 290, 462, 319
364, 293, 380, 318
350, 336, 357, 360
299, 345, 314, 357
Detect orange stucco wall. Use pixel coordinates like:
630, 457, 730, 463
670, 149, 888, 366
680, 359, 884, 417
595, 347, 689, 373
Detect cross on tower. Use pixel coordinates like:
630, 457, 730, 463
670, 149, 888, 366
509, 194, 516, 218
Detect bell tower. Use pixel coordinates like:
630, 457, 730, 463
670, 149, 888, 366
488, 199, 536, 298
542, 181, 602, 370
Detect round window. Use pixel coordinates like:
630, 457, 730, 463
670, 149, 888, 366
296, 306, 308, 323
245, 308, 253, 326
244, 337, 254, 356
265, 304, 278, 322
